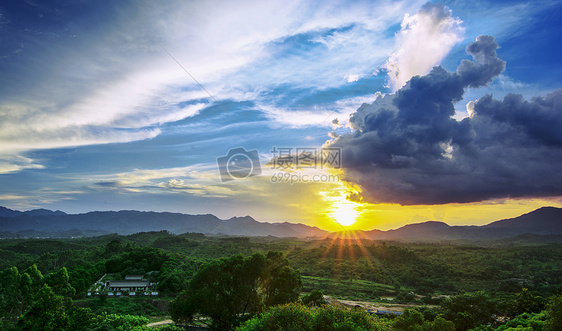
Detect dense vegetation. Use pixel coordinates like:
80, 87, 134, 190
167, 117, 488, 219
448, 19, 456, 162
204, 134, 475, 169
170, 251, 302, 329
0, 230, 561, 330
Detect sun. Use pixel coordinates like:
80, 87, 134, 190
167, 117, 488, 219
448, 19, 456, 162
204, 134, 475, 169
330, 200, 359, 227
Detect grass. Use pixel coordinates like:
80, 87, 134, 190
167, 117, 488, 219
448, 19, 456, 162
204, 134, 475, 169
75, 296, 168, 317
301, 275, 397, 301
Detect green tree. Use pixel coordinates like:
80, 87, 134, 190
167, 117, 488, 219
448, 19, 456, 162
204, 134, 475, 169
104, 240, 124, 256
157, 259, 201, 294
301, 290, 327, 307
313, 304, 388, 330
237, 303, 392, 331
0, 265, 46, 322
0, 266, 23, 322
44, 267, 76, 297
170, 253, 267, 330
441, 292, 497, 331
510, 288, 544, 317
393, 309, 424, 331
262, 251, 302, 307
92, 312, 150, 330
477, 312, 546, 331
238, 303, 314, 331
68, 307, 96, 331
23, 264, 44, 290
67, 263, 101, 295
395, 291, 416, 303
17, 284, 71, 331
170, 252, 301, 330
426, 316, 456, 331
545, 293, 562, 331
393, 309, 455, 331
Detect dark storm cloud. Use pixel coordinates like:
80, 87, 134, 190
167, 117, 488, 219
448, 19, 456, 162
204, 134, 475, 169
457, 35, 506, 88
331, 36, 562, 205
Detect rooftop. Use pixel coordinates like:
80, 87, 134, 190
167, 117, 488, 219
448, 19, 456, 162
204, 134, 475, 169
108, 280, 148, 287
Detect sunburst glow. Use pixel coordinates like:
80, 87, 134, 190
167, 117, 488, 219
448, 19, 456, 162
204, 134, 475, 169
330, 199, 360, 227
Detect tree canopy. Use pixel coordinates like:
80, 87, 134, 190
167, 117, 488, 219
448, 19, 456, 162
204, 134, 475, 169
169, 251, 302, 330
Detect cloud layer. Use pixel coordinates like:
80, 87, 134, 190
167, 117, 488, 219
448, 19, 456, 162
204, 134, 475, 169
0, 0, 426, 172
330, 35, 562, 205
384, 2, 464, 91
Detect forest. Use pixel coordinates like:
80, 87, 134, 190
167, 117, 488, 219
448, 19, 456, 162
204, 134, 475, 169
1, 230, 561, 330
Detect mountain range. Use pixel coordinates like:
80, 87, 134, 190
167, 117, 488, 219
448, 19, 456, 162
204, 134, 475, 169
357, 206, 562, 242
0, 206, 561, 242
0, 206, 326, 238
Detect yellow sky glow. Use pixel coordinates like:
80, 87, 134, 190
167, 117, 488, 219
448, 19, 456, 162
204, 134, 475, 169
311, 179, 562, 232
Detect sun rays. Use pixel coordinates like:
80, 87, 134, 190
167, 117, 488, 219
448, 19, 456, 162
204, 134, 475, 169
319, 182, 364, 228
331, 200, 360, 226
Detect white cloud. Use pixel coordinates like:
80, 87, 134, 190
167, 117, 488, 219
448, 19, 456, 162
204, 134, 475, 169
457, 0, 559, 41
111, 165, 214, 187
0, 194, 27, 200
344, 74, 361, 83
384, 2, 464, 91
0, 126, 161, 155
0, 155, 44, 175
1, 0, 428, 171
259, 105, 348, 128
312, 28, 362, 50
257, 90, 383, 128
494, 74, 528, 90
2, 0, 553, 177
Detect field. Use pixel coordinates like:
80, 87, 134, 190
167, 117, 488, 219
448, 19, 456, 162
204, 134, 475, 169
1, 232, 561, 330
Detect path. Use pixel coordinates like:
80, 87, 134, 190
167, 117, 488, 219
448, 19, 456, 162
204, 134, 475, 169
146, 319, 173, 328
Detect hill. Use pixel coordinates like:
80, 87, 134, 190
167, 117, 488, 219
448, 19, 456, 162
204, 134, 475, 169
360, 207, 562, 242
0, 207, 326, 238
1, 206, 561, 241
483, 206, 562, 231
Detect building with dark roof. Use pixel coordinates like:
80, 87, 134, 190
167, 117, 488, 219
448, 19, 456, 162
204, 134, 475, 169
106, 280, 148, 292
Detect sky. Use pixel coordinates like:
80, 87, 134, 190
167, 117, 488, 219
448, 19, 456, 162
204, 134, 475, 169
1, 0, 561, 231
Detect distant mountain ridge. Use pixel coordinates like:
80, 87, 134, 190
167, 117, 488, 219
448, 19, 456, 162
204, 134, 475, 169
360, 207, 562, 241
0, 207, 326, 238
484, 207, 562, 229
0, 206, 561, 241
0, 206, 67, 218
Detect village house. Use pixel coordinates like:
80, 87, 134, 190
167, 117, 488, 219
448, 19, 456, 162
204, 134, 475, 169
105, 275, 150, 292
88, 274, 158, 296
105, 279, 149, 292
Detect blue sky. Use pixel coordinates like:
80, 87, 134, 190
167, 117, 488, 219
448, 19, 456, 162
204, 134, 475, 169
1, 0, 561, 230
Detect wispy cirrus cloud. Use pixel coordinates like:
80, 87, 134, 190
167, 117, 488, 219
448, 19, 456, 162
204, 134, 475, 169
0, 0, 428, 171
0, 155, 44, 174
